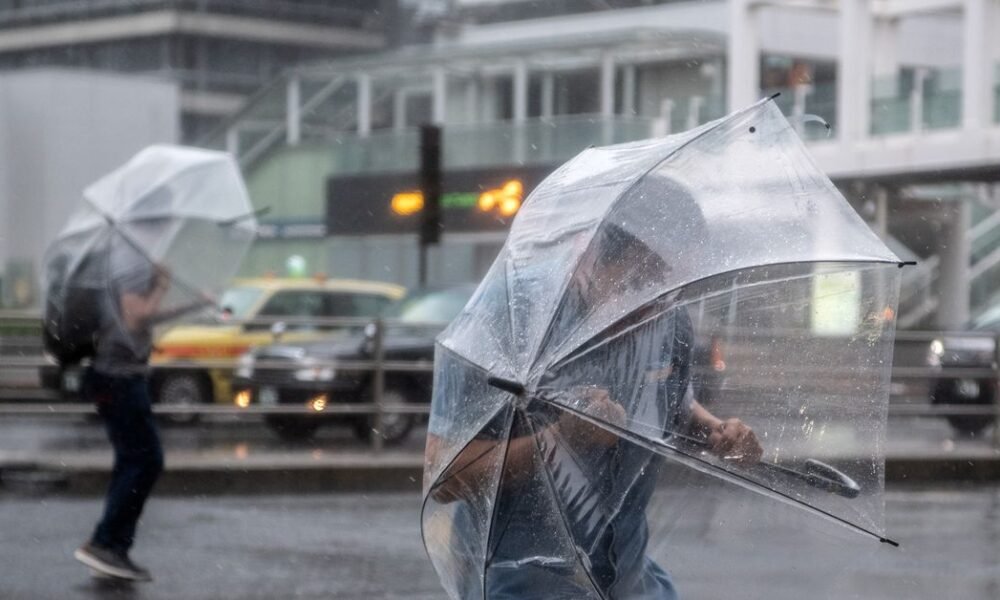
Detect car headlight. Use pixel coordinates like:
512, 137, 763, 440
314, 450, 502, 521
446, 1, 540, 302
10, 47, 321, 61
293, 358, 336, 382
236, 353, 255, 379
927, 339, 944, 367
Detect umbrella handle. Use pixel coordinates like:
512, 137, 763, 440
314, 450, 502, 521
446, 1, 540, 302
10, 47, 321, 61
681, 436, 861, 499
753, 459, 861, 499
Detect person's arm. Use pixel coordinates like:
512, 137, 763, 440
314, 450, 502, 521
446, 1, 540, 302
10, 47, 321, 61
119, 270, 170, 332
425, 433, 539, 504
426, 388, 624, 504
146, 295, 217, 325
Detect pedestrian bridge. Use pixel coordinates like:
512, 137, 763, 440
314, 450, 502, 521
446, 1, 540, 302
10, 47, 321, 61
198, 20, 1000, 329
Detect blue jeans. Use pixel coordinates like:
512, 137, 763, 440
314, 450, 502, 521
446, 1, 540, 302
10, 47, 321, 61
83, 369, 164, 554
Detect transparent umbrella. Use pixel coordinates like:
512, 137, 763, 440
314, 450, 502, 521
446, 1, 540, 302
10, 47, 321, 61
421, 98, 904, 600
43, 145, 258, 357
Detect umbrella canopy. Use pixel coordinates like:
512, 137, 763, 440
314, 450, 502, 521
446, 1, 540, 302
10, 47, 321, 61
421, 98, 903, 599
43, 145, 257, 351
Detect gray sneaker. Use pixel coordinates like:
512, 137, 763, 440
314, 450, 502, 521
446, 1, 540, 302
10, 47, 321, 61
74, 542, 153, 582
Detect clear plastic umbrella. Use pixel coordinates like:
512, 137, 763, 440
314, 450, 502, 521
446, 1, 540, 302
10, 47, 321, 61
422, 98, 904, 599
43, 145, 257, 356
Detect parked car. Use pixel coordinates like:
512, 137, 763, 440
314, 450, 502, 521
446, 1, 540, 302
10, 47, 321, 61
232, 284, 476, 443
41, 277, 405, 421
926, 305, 1000, 436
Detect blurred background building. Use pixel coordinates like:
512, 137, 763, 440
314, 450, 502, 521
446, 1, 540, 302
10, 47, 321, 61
1, 0, 998, 332
0, 0, 393, 306
204, 0, 1000, 331
0, 0, 390, 141
0, 69, 179, 308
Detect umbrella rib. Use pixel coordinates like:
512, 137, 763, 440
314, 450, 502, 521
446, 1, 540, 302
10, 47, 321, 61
524, 412, 610, 600
418, 404, 513, 572
481, 409, 517, 597
527, 97, 776, 377
82, 204, 216, 302
537, 396, 899, 547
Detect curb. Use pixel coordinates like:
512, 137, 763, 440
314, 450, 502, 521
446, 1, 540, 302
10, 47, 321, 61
2, 455, 998, 496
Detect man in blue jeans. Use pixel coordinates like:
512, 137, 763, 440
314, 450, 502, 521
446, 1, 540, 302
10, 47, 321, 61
427, 223, 762, 598
74, 256, 208, 582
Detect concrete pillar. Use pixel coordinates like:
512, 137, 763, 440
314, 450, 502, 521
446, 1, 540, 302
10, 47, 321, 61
356, 73, 371, 138
393, 89, 407, 131
600, 53, 616, 117
910, 68, 929, 133
512, 60, 528, 123
871, 17, 899, 79
962, 0, 995, 130
225, 127, 239, 156
464, 78, 479, 124
686, 96, 704, 130
937, 201, 971, 329
727, 0, 759, 112
654, 98, 675, 136
600, 54, 616, 144
286, 75, 301, 145
874, 186, 889, 238
838, 0, 872, 142
512, 61, 528, 163
482, 77, 498, 122
622, 64, 637, 116
541, 72, 555, 119
432, 68, 447, 125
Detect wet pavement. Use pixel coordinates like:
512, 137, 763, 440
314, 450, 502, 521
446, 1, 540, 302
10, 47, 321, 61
0, 485, 997, 599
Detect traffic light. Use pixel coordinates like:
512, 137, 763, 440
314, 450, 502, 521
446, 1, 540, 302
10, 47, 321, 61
419, 124, 442, 246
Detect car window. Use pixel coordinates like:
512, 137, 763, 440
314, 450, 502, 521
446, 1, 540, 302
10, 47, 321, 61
258, 291, 325, 318
384, 288, 473, 324
217, 286, 265, 319
324, 292, 394, 317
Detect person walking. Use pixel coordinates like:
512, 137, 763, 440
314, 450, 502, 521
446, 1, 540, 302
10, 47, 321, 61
73, 260, 206, 582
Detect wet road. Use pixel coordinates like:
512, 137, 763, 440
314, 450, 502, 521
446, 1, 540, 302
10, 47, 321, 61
0, 485, 997, 599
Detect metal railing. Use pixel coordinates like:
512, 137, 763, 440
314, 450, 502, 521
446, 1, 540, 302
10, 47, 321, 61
1, 312, 999, 451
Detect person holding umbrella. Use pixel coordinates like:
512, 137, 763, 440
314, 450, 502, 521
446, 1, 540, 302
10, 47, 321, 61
73, 260, 209, 582
423, 98, 904, 600
426, 208, 763, 599
42, 146, 259, 582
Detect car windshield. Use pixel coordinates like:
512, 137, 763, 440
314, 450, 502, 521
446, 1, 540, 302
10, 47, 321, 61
217, 286, 266, 320
382, 288, 472, 324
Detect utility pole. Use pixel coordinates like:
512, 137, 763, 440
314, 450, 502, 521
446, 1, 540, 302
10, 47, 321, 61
418, 124, 442, 287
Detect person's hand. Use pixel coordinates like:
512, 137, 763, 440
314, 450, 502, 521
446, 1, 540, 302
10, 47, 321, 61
558, 387, 626, 447
152, 265, 171, 292
707, 418, 762, 465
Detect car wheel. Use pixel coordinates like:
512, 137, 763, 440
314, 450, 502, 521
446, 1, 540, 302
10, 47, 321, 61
931, 378, 996, 436
352, 383, 415, 445
155, 372, 209, 425
266, 416, 320, 443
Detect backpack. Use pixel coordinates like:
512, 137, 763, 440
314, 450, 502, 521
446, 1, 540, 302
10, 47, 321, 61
41, 253, 104, 366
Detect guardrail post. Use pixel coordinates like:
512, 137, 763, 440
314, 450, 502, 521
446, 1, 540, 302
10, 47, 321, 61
371, 318, 385, 454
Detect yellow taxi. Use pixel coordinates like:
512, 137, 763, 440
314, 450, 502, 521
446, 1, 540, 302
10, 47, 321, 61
149, 277, 405, 414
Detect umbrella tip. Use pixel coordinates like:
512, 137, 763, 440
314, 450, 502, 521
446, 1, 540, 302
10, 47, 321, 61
487, 376, 525, 396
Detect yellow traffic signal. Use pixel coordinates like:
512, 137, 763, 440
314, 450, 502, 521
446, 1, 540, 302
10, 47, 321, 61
478, 191, 496, 212
478, 179, 523, 217
391, 191, 424, 216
